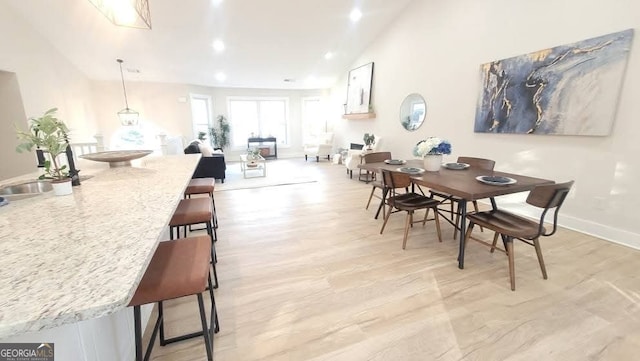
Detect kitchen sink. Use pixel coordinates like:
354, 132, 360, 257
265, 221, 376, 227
0, 180, 53, 200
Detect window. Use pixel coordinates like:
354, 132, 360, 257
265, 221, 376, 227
190, 94, 212, 140
228, 97, 289, 147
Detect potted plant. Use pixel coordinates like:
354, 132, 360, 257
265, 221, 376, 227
197, 131, 207, 142
15, 108, 73, 196
246, 147, 261, 167
209, 115, 230, 151
363, 133, 375, 150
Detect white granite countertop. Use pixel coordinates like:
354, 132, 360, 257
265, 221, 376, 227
0, 154, 200, 338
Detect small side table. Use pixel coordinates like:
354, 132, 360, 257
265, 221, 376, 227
240, 154, 266, 178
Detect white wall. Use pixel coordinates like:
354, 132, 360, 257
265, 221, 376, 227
332, 0, 640, 248
0, 71, 33, 179
91, 80, 329, 159
0, 2, 99, 181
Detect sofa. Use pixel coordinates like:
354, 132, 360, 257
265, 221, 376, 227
184, 141, 226, 183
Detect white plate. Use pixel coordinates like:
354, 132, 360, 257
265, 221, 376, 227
385, 159, 406, 165
444, 162, 470, 170
476, 175, 517, 186
397, 167, 425, 174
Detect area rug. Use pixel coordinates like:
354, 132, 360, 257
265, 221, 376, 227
215, 159, 319, 191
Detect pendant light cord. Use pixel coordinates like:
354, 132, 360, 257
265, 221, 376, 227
117, 59, 130, 109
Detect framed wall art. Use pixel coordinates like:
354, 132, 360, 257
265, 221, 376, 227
474, 29, 633, 136
346, 62, 374, 114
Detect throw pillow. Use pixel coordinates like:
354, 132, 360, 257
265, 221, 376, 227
199, 143, 215, 157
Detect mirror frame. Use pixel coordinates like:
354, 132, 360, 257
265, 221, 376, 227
399, 93, 426, 131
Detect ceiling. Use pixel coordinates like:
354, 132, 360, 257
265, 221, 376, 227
7, 0, 414, 89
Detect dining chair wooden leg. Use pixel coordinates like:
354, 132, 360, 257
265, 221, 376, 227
381, 198, 386, 220
490, 232, 500, 253
472, 201, 484, 232
463, 222, 475, 252
434, 210, 442, 242
505, 238, 516, 291
533, 237, 548, 279
365, 186, 376, 210
422, 208, 429, 226
380, 204, 393, 234
449, 201, 454, 222
453, 206, 461, 240
402, 211, 412, 250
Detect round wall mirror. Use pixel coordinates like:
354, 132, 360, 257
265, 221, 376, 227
399, 93, 426, 131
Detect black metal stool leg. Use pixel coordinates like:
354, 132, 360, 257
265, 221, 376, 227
158, 300, 166, 346
210, 191, 218, 229
134, 306, 143, 361
197, 294, 214, 361
206, 222, 219, 288
207, 274, 220, 334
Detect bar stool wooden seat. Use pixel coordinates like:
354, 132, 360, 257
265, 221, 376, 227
169, 198, 218, 288
185, 178, 218, 229
129, 236, 219, 361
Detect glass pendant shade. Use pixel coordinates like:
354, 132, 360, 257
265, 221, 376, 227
116, 59, 139, 126
118, 108, 139, 126
88, 0, 151, 29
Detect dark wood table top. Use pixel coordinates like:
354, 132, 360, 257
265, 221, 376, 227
360, 160, 554, 200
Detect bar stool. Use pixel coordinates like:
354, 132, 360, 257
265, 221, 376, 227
185, 178, 218, 230
169, 197, 218, 288
129, 236, 219, 361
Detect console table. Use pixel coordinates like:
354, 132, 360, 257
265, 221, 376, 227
247, 137, 277, 159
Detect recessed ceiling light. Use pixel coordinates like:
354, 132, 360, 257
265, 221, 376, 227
215, 72, 226, 82
324, 52, 333, 60
212, 39, 225, 53
350, 8, 362, 22
211, 0, 224, 7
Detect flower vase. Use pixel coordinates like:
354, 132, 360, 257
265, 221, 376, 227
423, 154, 442, 172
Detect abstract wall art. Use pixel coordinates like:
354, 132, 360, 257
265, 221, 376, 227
474, 29, 633, 136
346, 62, 374, 114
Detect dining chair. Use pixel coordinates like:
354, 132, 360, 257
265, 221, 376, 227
463, 180, 574, 291
359, 151, 390, 182
432, 156, 496, 238
380, 169, 442, 249
362, 152, 392, 218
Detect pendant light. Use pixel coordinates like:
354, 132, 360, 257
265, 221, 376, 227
116, 59, 139, 126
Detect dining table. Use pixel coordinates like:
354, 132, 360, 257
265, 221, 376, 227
359, 159, 554, 269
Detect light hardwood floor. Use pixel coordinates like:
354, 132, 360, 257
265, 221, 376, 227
150, 160, 640, 361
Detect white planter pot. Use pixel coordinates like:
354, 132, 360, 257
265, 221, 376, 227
423, 154, 443, 172
52, 179, 73, 196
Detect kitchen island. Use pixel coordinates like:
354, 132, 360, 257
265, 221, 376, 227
0, 154, 200, 359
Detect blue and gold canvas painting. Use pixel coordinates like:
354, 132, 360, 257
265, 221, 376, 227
474, 29, 633, 136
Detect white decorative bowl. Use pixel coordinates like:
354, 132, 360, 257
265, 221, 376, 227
80, 150, 153, 168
